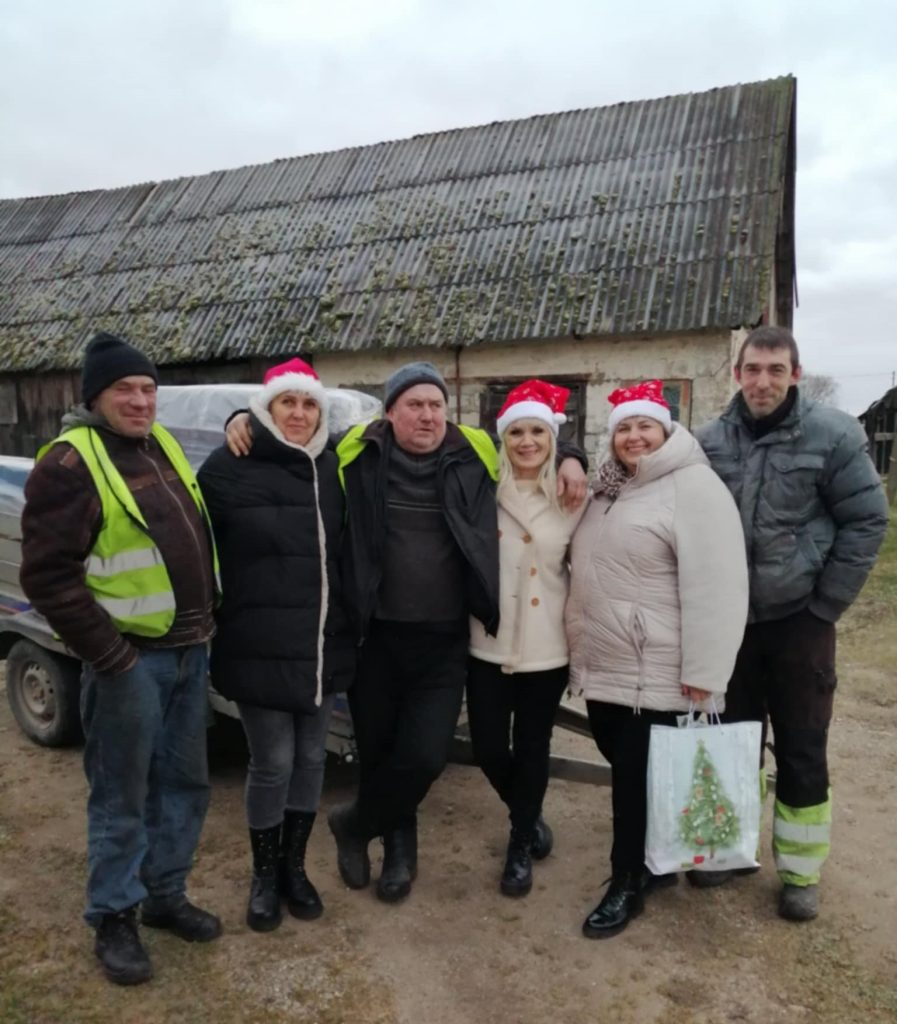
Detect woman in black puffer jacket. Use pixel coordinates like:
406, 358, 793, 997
198, 358, 355, 933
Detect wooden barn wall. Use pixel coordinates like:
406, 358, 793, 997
0, 358, 275, 456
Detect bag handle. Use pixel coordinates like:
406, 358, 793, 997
681, 696, 723, 728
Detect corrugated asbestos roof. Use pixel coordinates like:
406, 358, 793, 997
0, 77, 795, 371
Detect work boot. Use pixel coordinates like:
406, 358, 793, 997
246, 824, 283, 932
327, 802, 371, 889
94, 907, 153, 986
582, 872, 644, 939
282, 810, 323, 920
500, 827, 533, 897
686, 869, 734, 888
377, 822, 418, 903
530, 814, 554, 861
141, 894, 222, 942
778, 883, 819, 922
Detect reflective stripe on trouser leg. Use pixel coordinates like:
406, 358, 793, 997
773, 789, 831, 886
754, 769, 767, 862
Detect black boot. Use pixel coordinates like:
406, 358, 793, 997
377, 822, 418, 903
500, 827, 533, 897
282, 810, 323, 920
327, 802, 371, 889
582, 872, 644, 939
247, 825, 283, 932
94, 907, 153, 986
141, 895, 222, 942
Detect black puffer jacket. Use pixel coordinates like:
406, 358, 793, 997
198, 414, 355, 713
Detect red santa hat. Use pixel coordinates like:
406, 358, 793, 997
254, 357, 328, 417
607, 379, 672, 434
496, 379, 570, 437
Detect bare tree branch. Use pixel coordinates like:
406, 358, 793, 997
800, 373, 840, 406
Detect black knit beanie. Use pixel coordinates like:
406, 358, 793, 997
81, 332, 158, 406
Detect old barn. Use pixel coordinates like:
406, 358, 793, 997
0, 76, 796, 458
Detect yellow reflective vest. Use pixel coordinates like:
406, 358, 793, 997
38, 423, 220, 638
335, 421, 500, 491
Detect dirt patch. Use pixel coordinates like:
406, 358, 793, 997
2, 517, 896, 1023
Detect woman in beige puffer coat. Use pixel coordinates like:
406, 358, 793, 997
565, 380, 748, 940
468, 379, 586, 899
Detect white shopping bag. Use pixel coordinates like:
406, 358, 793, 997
645, 712, 762, 876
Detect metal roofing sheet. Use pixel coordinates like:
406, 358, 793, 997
0, 76, 794, 371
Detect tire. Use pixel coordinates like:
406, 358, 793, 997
5, 639, 83, 747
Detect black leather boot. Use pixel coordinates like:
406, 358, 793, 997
94, 907, 153, 986
141, 895, 222, 942
500, 827, 533, 897
282, 810, 323, 920
377, 821, 418, 903
327, 802, 371, 889
582, 872, 645, 939
247, 825, 283, 932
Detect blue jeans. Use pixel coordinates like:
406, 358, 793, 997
238, 694, 336, 829
80, 644, 211, 925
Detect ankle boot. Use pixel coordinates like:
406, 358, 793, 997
582, 872, 644, 939
500, 827, 533, 897
94, 907, 153, 986
327, 802, 371, 889
247, 825, 283, 932
282, 810, 323, 920
377, 821, 418, 903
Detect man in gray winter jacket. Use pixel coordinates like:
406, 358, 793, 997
694, 325, 889, 922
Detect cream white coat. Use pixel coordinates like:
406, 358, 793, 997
470, 479, 585, 673
565, 424, 748, 712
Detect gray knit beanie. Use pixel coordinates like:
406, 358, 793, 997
384, 361, 449, 410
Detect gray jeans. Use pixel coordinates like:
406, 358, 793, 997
237, 694, 335, 829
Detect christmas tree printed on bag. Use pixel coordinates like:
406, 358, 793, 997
679, 740, 740, 863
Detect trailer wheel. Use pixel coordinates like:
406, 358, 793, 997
6, 639, 83, 747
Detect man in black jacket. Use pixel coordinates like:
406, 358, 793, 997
229, 360, 586, 903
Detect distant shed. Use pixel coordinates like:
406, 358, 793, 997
0, 76, 796, 457
859, 386, 897, 502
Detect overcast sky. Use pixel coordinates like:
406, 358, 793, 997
2, 0, 895, 412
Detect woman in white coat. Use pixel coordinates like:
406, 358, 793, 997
468, 380, 586, 897
565, 380, 748, 938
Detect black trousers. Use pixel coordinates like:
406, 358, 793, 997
348, 620, 467, 838
465, 658, 568, 833
586, 701, 680, 875
722, 608, 836, 808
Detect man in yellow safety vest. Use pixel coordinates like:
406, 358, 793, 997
21, 332, 222, 986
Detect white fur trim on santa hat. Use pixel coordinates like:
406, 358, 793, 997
608, 398, 672, 434
253, 371, 329, 418
497, 399, 567, 437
